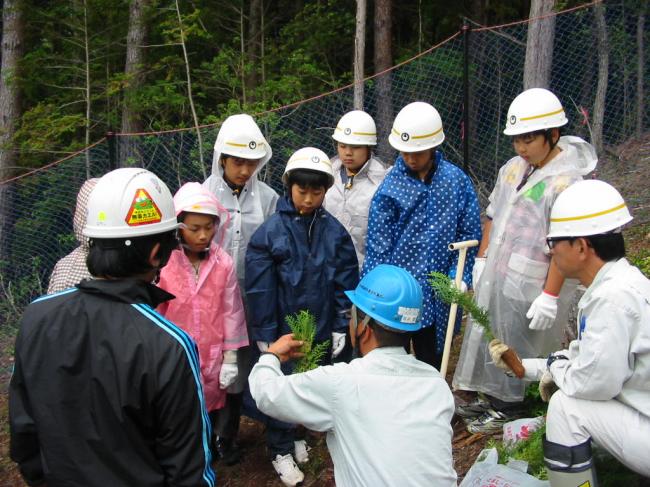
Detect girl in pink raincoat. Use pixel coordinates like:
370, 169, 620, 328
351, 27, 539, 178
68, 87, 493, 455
158, 182, 248, 445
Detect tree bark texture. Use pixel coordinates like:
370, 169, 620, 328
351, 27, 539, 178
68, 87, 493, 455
121, 0, 149, 135
245, 0, 263, 103
354, 0, 366, 110
0, 0, 25, 261
592, 2, 609, 153
523, 0, 556, 90
373, 0, 392, 162
637, 9, 645, 137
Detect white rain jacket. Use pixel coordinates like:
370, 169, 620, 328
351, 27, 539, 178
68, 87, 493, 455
323, 155, 390, 269
522, 259, 650, 418
453, 136, 597, 402
203, 127, 279, 286
250, 347, 457, 487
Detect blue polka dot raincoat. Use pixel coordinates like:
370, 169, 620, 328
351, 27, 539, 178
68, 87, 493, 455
362, 151, 481, 353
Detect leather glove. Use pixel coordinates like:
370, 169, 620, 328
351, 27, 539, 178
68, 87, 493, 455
539, 370, 557, 402
257, 341, 269, 352
527, 291, 558, 330
488, 339, 513, 375
219, 363, 238, 389
331, 332, 346, 358
472, 257, 486, 288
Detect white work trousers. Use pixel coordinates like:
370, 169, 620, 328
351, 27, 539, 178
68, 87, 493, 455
546, 391, 650, 476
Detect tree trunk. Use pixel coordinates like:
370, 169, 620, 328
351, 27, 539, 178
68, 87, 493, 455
0, 0, 25, 262
353, 0, 366, 110
592, 2, 609, 153
245, 0, 262, 103
523, 0, 556, 90
373, 0, 392, 162
82, 0, 91, 177
121, 0, 150, 166
637, 8, 645, 138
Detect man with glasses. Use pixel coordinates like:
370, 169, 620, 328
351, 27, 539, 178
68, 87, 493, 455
490, 180, 650, 486
248, 264, 457, 487
453, 88, 598, 433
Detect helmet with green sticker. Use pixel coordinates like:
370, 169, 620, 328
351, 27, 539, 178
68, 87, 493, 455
84, 168, 179, 238
345, 264, 423, 332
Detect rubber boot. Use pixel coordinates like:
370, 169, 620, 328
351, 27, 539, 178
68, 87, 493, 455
544, 435, 598, 487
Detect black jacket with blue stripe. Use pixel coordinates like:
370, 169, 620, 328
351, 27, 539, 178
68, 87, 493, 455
9, 278, 215, 487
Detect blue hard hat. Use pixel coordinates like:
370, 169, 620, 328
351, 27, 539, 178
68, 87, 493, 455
345, 264, 423, 332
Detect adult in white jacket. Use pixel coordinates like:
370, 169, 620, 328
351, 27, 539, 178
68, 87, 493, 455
323, 110, 389, 269
203, 113, 279, 463
490, 180, 650, 487
250, 264, 457, 487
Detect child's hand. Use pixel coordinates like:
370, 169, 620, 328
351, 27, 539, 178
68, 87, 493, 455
268, 334, 305, 363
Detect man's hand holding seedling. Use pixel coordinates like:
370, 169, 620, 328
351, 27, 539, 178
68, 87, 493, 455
267, 334, 305, 363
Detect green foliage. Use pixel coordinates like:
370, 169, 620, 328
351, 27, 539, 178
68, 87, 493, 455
487, 424, 548, 479
285, 310, 330, 373
629, 248, 650, 278
429, 272, 494, 341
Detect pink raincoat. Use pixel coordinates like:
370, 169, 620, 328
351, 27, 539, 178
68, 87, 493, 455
158, 206, 248, 412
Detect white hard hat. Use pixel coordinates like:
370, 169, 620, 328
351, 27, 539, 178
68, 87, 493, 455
282, 147, 334, 187
547, 180, 632, 238
214, 114, 271, 161
332, 110, 377, 146
173, 182, 223, 217
389, 101, 445, 152
84, 168, 179, 238
504, 88, 568, 136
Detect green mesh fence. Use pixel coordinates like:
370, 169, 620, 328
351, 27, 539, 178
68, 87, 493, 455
1, 2, 647, 323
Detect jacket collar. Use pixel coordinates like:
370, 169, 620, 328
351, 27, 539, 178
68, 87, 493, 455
77, 278, 175, 307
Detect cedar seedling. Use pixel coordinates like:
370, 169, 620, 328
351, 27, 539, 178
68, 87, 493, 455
429, 271, 494, 340
429, 271, 525, 378
285, 310, 331, 373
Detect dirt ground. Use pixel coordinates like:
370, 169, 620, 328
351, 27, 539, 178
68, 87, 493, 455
0, 133, 648, 486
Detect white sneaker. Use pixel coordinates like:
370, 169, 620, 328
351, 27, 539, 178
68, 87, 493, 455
272, 453, 304, 486
294, 440, 310, 464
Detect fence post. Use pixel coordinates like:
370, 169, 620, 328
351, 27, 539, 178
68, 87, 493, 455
107, 131, 117, 170
462, 18, 471, 174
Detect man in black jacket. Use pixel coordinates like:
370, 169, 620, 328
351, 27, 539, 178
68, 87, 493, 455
9, 168, 216, 487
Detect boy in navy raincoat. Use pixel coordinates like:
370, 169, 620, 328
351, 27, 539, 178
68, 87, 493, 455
245, 147, 359, 486
363, 102, 481, 370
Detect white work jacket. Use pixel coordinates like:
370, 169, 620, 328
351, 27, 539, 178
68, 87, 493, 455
249, 347, 457, 487
524, 258, 650, 417
323, 155, 389, 269
203, 156, 278, 286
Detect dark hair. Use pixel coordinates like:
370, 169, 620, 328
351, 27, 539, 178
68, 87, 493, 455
584, 232, 626, 261
516, 128, 561, 149
356, 308, 411, 348
87, 230, 178, 278
286, 169, 330, 190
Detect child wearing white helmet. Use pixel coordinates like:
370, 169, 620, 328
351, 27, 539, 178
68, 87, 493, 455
9, 168, 215, 486
489, 180, 650, 486
453, 88, 598, 433
203, 113, 279, 463
363, 101, 482, 370
156, 182, 248, 460
323, 110, 390, 270
244, 147, 359, 486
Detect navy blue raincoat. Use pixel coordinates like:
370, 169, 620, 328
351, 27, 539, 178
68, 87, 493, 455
245, 196, 359, 345
362, 151, 481, 354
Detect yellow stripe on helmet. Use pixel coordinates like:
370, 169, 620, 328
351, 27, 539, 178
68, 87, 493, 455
550, 203, 627, 223
520, 108, 565, 122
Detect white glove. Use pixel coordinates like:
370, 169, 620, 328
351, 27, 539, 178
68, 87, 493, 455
538, 370, 557, 402
219, 363, 238, 389
257, 341, 269, 352
331, 332, 346, 358
472, 257, 486, 288
488, 339, 513, 375
450, 279, 468, 293
526, 291, 558, 330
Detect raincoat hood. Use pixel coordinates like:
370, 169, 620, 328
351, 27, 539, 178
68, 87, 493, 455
545, 136, 597, 176
74, 178, 99, 249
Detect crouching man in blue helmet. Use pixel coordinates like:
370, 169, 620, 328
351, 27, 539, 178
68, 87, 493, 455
249, 264, 457, 487
489, 180, 650, 486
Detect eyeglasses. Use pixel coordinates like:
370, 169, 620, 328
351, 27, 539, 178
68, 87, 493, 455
545, 236, 576, 250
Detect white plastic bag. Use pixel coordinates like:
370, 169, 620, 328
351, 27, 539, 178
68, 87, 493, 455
459, 448, 549, 487
502, 416, 545, 447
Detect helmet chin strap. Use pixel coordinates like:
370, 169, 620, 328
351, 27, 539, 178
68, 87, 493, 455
351, 305, 371, 358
